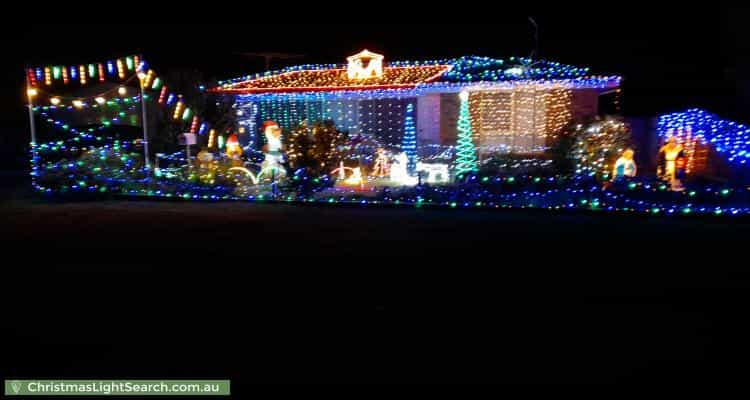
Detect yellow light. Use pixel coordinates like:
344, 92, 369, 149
116, 59, 125, 79
173, 101, 184, 120
79, 65, 87, 85
466, 84, 572, 155
140, 70, 155, 88
208, 129, 216, 148
27, 88, 38, 97
346, 49, 384, 80
118, 86, 127, 96
95, 97, 106, 105
72, 100, 84, 108
50, 97, 61, 106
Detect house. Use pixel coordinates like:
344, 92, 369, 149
210, 50, 621, 157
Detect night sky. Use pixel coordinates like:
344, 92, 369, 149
1, 8, 748, 168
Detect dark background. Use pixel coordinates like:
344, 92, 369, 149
3, 6, 750, 388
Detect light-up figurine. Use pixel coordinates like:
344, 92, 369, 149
344, 167, 364, 186
371, 148, 390, 178
197, 147, 214, 170
417, 162, 451, 184
390, 152, 417, 186
612, 148, 637, 180
260, 120, 286, 181
225, 133, 243, 167
658, 136, 685, 191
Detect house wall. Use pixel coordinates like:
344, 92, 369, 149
439, 93, 460, 146
358, 98, 412, 147
465, 86, 577, 154
238, 85, 611, 154
416, 94, 441, 147
571, 89, 600, 121
325, 99, 360, 134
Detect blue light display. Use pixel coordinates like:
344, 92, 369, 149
658, 109, 750, 166
402, 102, 417, 175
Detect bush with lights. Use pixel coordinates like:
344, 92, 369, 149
285, 120, 347, 178
556, 116, 633, 180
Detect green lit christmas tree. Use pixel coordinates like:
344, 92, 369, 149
454, 91, 478, 177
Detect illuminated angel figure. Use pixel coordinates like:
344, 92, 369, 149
371, 148, 390, 178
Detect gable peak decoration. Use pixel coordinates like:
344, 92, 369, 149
346, 49, 384, 80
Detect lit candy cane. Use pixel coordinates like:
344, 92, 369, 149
190, 116, 199, 133
61, 66, 69, 84
44, 67, 51, 85
208, 129, 216, 148
79, 65, 87, 85
158, 86, 168, 104
117, 59, 125, 79
98, 64, 105, 82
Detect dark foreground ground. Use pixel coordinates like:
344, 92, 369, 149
3, 172, 750, 387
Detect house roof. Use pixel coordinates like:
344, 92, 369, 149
210, 55, 620, 96
213, 65, 451, 94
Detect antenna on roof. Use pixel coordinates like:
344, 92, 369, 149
528, 17, 539, 60
235, 52, 305, 71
